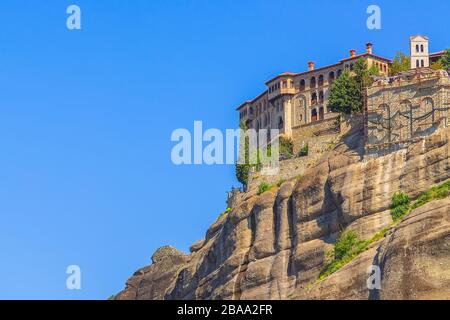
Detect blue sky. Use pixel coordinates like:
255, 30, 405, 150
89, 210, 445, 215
0, 0, 448, 299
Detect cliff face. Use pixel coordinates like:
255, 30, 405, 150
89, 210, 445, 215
116, 124, 450, 300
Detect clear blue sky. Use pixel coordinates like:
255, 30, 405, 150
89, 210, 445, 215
0, 0, 448, 299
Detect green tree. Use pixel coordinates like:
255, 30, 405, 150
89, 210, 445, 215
431, 60, 445, 70
390, 52, 410, 75
353, 58, 379, 89
328, 69, 363, 114
235, 121, 250, 189
439, 49, 450, 70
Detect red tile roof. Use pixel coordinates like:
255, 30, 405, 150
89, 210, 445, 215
265, 53, 391, 84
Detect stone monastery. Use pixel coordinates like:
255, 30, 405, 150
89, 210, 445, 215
237, 36, 448, 156
234, 36, 449, 191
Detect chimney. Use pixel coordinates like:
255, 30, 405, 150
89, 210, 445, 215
350, 49, 356, 58
308, 61, 315, 71
366, 42, 373, 54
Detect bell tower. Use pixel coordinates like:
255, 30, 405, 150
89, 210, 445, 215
410, 35, 429, 69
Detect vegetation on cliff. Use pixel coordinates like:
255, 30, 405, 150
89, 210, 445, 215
390, 192, 411, 221
318, 179, 450, 282
235, 122, 251, 189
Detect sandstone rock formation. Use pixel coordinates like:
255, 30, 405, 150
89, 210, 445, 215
117, 123, 450, 300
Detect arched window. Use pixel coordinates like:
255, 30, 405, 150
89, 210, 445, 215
337, 69, 342, 77
421, 44, 424, 52
311, 92, 318, 105
416, 44, 420, 52
318, 75, 324, 87
319, 91, 324, 104
299, 79, 305, 91
310, 77, 316, 89
294, 95, 307, 126
328, 71, 335, 84
311, 109, 318, 122
416, 60, 420, 68
319, 107, 324, 120
421, 60, 425, 67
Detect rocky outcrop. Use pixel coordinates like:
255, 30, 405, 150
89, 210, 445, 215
115, 246, 188, 300
117, 124, 450, 300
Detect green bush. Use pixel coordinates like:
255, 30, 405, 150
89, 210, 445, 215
390, 192, 410, 221
333, 231, 359, 260
277, 178, 286, 187
299, 143, 309, 157
391, 192, 410, 208
319, 230, 367, 280
216, 207, 231, 222
411, 181, 450, 209
257, 182, 273, 195
279, 136, 294, 159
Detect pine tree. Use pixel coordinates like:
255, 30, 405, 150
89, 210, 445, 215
328, 69, 363, 114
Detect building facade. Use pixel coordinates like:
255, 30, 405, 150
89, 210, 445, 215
237, 43, 391, 139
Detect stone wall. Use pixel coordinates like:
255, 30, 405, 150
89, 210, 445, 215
247, 155, 318, 191
366, 69, 450, 155
246, 115, 351, 191
291, 115, 340, 155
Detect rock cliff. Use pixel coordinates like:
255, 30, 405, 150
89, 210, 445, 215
116, 123, 450, 300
